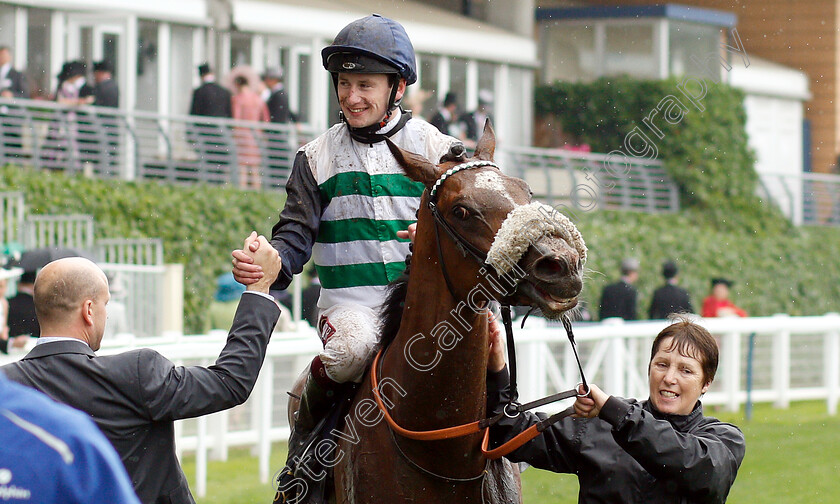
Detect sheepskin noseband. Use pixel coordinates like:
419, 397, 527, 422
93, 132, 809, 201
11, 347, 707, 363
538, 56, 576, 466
486, 202, 587, 276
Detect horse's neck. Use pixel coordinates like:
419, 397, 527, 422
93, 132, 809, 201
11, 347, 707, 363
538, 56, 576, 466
383, 239, 490, 430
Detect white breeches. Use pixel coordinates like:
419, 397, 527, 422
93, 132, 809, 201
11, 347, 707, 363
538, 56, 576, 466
316, 304, 380, 383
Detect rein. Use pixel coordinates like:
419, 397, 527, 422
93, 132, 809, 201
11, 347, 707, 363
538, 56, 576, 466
372, 159, 589, 461
370, 315, 588, 460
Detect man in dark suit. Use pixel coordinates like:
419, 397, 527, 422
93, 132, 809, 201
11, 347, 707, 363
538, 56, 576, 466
0, 46, 28, 98
92, 60, 119, 108
189, 63, 232, 178
429, 91, 458, 135
262, 67, 294, 123
3, 232, 282, 504
6, 270, 38, 340
649, 260, 693, 319
599, 258, 639, 321
189, 63, 232, 118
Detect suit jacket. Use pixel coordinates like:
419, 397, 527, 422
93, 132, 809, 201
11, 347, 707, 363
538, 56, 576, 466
7, 291, 38, 339
267, 87, 293, 123
94, 78, 120, 108
2, 293, 280, 504
189, 82, 232, 118
649, 283, 693, 319
599, 280, 638, 321
0, 67, 28, 97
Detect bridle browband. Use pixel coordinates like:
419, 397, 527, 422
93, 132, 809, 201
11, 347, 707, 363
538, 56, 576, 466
426, 160, 521, 300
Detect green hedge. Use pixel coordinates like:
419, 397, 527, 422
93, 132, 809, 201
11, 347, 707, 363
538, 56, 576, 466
573, 208, 840, 318
5, 166, 839, 324
1, 166, 283, 332
535, 76, 788, 234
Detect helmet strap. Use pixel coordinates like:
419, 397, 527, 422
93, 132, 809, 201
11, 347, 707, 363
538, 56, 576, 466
331, 72, 411, 145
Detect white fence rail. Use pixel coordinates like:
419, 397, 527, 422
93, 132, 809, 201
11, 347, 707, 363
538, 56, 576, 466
4, 313, 834, 496
0, 191, 25, 247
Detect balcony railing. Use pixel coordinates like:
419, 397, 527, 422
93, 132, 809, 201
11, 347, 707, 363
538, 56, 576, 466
0, 97, 319, 190
4, 98, 682, 215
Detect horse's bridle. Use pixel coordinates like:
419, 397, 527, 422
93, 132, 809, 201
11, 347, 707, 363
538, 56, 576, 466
426, 160, 520, 300
370, 159, 590, 465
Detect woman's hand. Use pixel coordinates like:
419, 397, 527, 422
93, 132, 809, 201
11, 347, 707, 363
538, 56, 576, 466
573, 384, 609, 418
487, 310, 506, 372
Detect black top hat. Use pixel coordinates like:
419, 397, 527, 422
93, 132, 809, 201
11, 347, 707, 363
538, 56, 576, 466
198, 63, 212, 77
662, 260, 678, 279
58, 60, 86, 81
711, 277, 733, 288
93, 60, 113, 73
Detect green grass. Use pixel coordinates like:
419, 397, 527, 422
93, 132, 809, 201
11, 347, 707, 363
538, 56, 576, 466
185, 401, 840, 503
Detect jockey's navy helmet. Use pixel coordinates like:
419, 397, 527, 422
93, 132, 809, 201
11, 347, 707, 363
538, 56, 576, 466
322, 14, 417, 86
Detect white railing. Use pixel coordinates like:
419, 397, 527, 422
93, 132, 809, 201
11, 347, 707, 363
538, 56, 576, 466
0, 191, 25, 247
22, 213, 95, 250
4, 313, 836, 496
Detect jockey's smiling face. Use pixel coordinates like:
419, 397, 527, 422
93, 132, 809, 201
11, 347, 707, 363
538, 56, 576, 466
337, 72, 406, 129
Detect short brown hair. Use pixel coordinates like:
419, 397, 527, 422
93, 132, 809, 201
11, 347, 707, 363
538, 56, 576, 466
649, 318, 719, 384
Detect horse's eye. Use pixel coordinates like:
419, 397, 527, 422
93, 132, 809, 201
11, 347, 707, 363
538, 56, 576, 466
452, 206, 470, 220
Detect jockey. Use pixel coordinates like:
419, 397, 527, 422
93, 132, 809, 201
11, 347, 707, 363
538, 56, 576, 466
232, 12, 461, 490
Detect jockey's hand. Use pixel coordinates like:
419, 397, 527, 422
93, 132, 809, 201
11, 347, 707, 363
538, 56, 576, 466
245, 234, 282, 294
232, 231, 270, 285
487, 310, 506, 373
396, 222, 417, 244
573, 384, 608, 419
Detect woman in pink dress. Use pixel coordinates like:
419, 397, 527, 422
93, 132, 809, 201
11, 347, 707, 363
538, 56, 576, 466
231, 75, 269, 189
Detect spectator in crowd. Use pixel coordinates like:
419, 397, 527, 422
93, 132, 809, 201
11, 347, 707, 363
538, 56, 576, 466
189, 63, 232, 118
231, 74, 270, 189
430, 91, 459, 136
189, 63, 232, 175
702, 277, 747, 318
231, 14, 461, 495
0, 269, 28, 354
458, 89, 494, 148
0, 372, 141, 503
90, 60, 119, 108
649, 259, 694, 319
7, 270, 37, 341
0, 45, 28, 98
55, 61, 93, 105
262, 67, 295, 124
599, 258, 639, 321
486, 317, 745, 504
206, 272, 246, 331
3, 233, 281, 504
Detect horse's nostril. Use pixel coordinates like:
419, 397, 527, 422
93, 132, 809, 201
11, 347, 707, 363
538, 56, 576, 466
534, 257, 569, 280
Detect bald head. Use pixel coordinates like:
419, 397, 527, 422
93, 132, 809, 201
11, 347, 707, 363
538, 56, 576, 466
34, 257, 109, 326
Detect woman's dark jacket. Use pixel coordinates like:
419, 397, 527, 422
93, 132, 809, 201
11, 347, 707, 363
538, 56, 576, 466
487, 368, 745, 504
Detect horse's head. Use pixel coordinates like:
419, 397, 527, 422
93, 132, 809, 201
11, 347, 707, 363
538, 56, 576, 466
387, 122, 586, 319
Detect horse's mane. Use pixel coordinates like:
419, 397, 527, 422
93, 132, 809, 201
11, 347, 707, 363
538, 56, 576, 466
378, 272, 409, 350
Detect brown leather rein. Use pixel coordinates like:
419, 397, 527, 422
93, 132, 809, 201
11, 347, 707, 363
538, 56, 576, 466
369, 317, 588, 460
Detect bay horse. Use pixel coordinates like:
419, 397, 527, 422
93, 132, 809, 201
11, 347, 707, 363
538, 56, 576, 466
285, 123, 586, 503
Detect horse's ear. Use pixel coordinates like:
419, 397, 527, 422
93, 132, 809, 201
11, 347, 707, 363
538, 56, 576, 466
473, 120, 496, 161
386, 138, 441, 187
